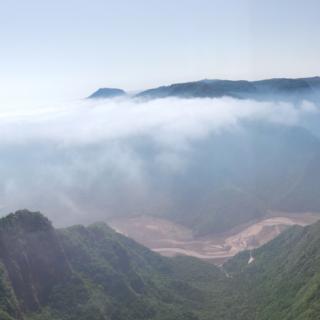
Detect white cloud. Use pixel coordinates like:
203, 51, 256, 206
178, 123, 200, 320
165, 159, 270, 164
0, 97, 316, 146
0, 97, 317, 225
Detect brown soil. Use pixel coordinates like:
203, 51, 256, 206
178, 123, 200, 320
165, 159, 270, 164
108, 212, 319, 264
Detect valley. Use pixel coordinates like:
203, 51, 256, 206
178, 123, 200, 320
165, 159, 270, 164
2, 210, 320, 320
2, 2, 320, 318
109, 212, 319, 264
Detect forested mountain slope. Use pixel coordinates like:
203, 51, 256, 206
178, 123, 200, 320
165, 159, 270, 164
1, 210, 320, 320
0, 210, 232, 320
225, 220, 320, 320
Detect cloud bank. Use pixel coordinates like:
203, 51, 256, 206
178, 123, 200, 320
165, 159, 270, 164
0, 97, 316, 145
0, 97, 317, 226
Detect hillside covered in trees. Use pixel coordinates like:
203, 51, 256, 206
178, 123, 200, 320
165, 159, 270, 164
0, 210, 320, 320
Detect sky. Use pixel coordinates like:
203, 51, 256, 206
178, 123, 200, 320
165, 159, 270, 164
0, 0, 320, 105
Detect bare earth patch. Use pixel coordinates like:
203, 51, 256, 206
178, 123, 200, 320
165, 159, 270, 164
108, 212, 319, 264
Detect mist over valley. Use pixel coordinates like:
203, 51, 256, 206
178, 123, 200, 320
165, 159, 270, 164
1, 78, 320, 263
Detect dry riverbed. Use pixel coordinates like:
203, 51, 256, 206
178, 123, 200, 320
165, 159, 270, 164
108, 212, 319, 264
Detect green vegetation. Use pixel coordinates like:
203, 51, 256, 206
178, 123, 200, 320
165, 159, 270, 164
225, 222, 320, 319
0, 211, 230, 320
1, 210, 320, 320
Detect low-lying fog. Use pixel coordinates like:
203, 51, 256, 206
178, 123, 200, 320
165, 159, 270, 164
0, 96, 318, 226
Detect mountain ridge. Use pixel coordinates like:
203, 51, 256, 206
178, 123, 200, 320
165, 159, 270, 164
1, 210, 320, 319
88, 76, 320, 101
136, 76, 320, 101
0, 210, 227, 320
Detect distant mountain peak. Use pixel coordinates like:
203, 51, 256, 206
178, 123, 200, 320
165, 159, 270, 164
88, 87, 126, 99
87, 76, 320, 102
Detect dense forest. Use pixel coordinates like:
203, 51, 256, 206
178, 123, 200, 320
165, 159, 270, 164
0, 210, 319, 320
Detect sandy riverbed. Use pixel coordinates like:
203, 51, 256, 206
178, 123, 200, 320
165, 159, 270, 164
109, 212, 319, 264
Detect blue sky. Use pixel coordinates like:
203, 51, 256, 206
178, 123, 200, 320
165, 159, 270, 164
1, 0, 320, 105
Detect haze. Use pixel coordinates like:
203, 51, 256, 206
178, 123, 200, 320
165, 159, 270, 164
0, 97, 316, 226
1, 0, 320, 106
